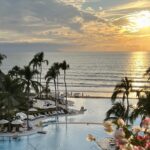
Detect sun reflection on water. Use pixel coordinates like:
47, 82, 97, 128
128, 52, 148, 98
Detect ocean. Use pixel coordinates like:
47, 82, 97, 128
1, 51, 150, 98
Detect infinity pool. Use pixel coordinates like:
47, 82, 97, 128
0, 98, 137, 150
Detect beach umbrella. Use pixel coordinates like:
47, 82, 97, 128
16, 112, 27, 120
41, 105, 56, 109
11, 119, 23, 125
47, 105, 56, 109
0, 119, 9, 124
29, 108, 38, 112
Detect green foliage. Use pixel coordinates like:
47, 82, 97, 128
0, 75, 26, 119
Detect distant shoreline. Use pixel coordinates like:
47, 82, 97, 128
69, 96, 138, 99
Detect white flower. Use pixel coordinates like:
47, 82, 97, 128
126, 144, 134, 150
132, 126, 142, 134
104, 126, 113, 133
103, 121, 112, 128
146, 128, 150, 133
86, 134, 96, 142
103, 121, 113, 133
117, 118, 125, 127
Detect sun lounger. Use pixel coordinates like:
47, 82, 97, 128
3, 127, 8, 133
12, 127, 16, 133
45, 112, 49, 116
52, 111, 58, 115
48, 112, 52, 115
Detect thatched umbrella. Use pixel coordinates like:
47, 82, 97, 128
16, 112, 27, 120
29, 108, 38, 112
11, 119, 23, 125
0, 119, 9, 124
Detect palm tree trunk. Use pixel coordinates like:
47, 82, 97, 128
64, 70, 68, 111
8, 100, 11, 132
40, 65, 42, 98
57, 75, 59, 101
54, 78, 58, 121
36, 66, 38, 82
27, 81, 30, 130
54, 79, 57, 107
126, 94, 129, 125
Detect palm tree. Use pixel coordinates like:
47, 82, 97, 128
0, 75, 25, 131
0, 53, 6, 91
19, 66, 41, 130
33, 52, 48, 97
29, 55, 41, 82
0, 53, 6, 66
45, 66, 57, 106
105, 102, 126, 121
8, 65, 21, 79
60, 60, 69, 111
131, 91, 150, 124
53, 62, 60, 99
111, 77, 132, 124
144, 67, 150, 80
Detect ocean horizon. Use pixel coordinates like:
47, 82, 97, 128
1, 51, 150, 98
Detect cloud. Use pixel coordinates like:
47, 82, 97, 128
0, 0, 150, 51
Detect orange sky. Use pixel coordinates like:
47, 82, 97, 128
0, 0, 150, 52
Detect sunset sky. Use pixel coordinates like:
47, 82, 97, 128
0, 0, 150, 52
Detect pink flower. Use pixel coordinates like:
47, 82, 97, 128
145, 142, 150, 149
142, 118, 150, 129
115, 128, 125, 139
136, 135, 145, 141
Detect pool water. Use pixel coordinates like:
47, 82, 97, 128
0, 98, 137, 150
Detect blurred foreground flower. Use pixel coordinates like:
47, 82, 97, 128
115, 128, 125, 139
86, 134, 96, 142
103, 121, 113, 133
117, 118, 125, 127
88, 117, 150, 149
142, 118, 150, 129
132, 126, 142, 134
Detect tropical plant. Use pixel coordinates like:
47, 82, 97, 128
45, 66, 57, 106
131, 91, 150, 124
0, 75, 25, 131
53, 62, 60, 99
144, 67, 150, 80
60, 60, 69, 111
19, 66, 41, 130
8, 65, 22, 79
33, 52, 48, 97
29, 55, 40, 82
0, 53, 6, 88
0, 53, 6, 66
111, 77, 133, 124
105, 102, 126, 121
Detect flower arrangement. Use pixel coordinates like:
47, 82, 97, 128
87, 118, 150, 150
103, 118, 150, 150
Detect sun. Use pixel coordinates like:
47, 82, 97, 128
123, 11, 150, 33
